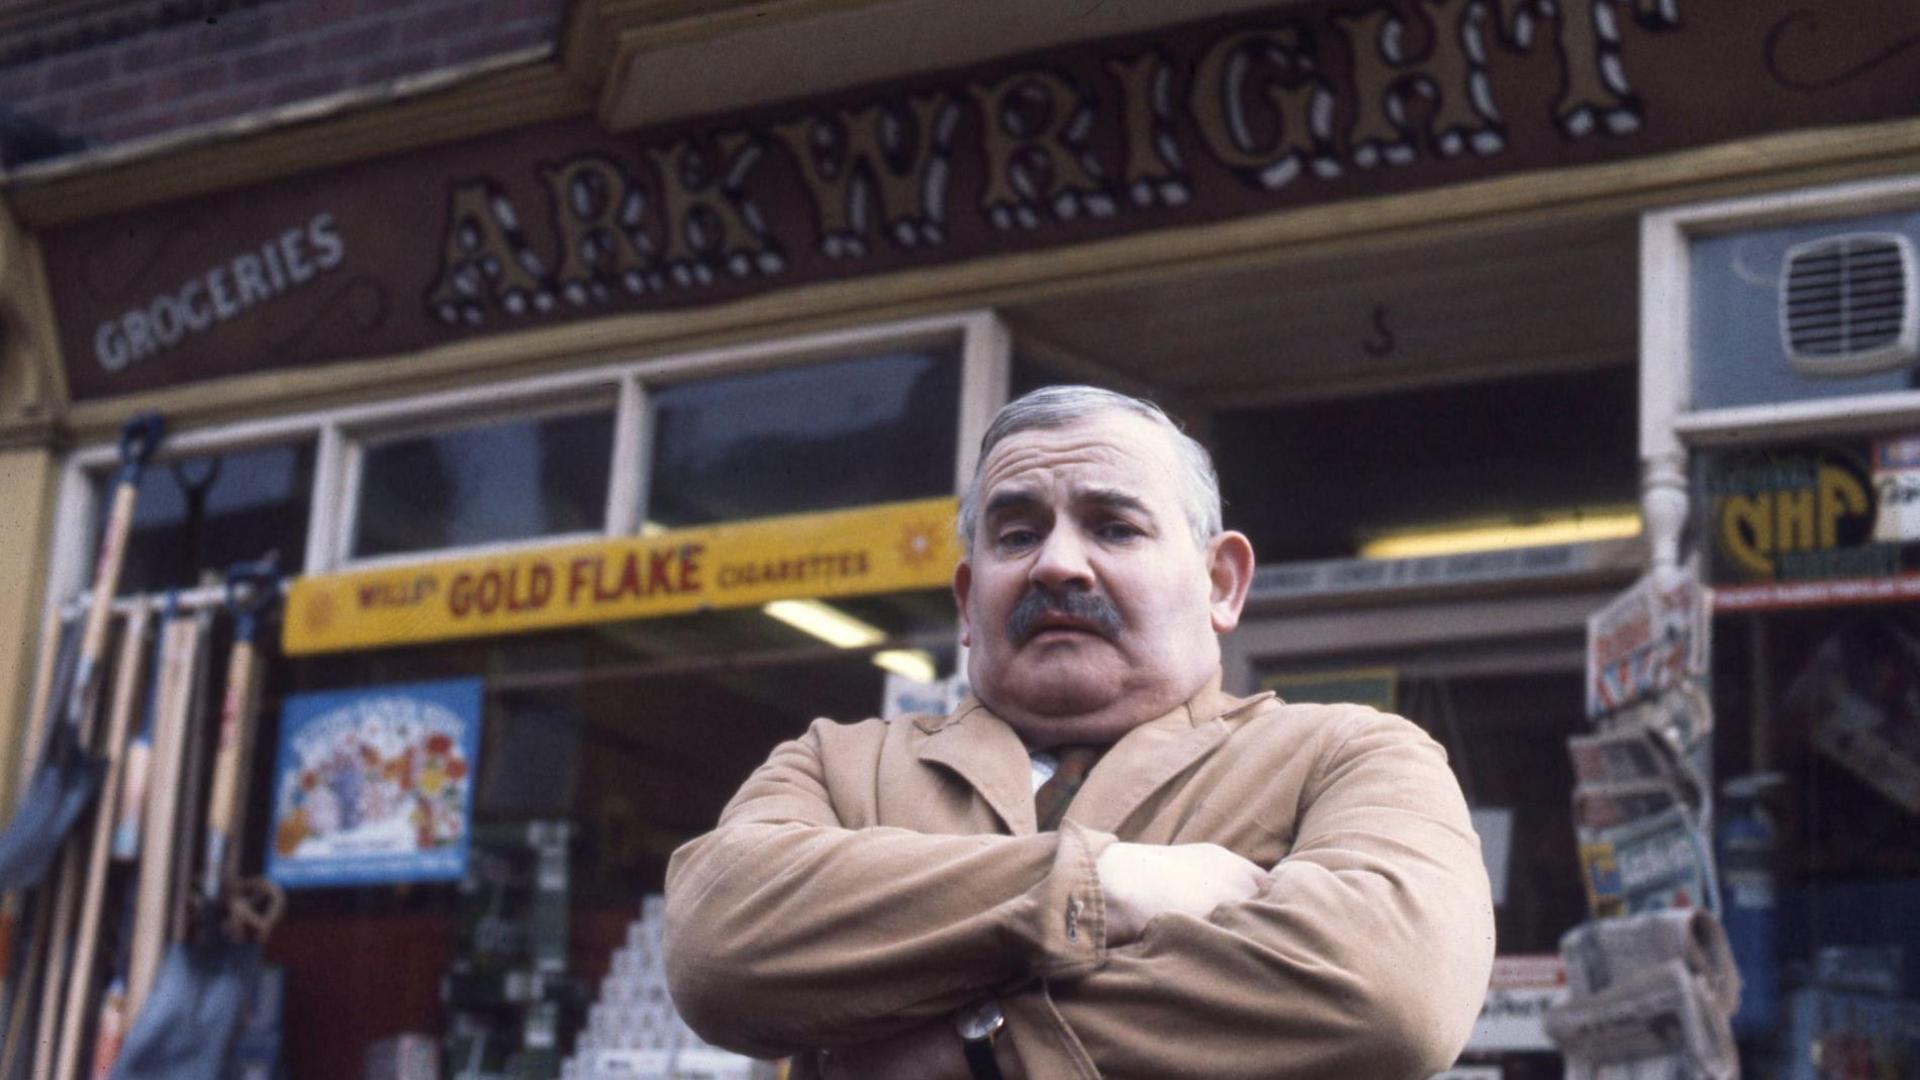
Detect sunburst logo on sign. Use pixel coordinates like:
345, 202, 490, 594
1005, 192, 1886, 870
897, 521, 944, 568
301, 591, 336, 637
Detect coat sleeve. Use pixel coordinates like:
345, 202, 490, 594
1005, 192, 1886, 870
663, 719, 1116, 1059
1029, 709, 1496, 1080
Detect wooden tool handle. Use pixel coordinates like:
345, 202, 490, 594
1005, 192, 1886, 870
53, 605, 149, 1080
201, 637, 259, 901
127, 617, 196, 1018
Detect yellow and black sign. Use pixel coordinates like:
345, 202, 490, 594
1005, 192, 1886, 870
284, 497, 957, 655
1708, 444, 1885, 583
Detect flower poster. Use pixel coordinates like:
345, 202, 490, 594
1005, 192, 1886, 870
268, 678, 481, 888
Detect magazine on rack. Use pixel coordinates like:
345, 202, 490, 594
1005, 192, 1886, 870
1780, 617, 1920, 814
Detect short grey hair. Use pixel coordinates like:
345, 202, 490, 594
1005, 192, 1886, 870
956, 385, 1223, 553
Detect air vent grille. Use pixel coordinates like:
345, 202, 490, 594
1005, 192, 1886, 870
1780, 233, 1918, 376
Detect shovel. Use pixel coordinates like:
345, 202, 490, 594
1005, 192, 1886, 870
109, 558, 281, 1080
106, 879, 281, 1080
0, 414, 165, 890
0, 626, 83, 893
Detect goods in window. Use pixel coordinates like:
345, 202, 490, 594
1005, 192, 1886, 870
561, 895, 777, 1080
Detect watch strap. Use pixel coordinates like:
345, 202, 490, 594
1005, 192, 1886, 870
960, 1033, 1005, 1080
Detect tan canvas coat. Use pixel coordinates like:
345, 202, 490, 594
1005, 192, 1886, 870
664, 675, 1496, 1079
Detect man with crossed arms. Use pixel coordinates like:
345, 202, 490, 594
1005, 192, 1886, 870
665, 385, 1494, 1078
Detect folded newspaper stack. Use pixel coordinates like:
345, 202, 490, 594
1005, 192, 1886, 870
1544, 910, 1741, 1079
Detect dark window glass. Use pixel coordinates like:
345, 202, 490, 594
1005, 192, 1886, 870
353, 410, 614, 558
646, 351, 959, 526
267, 590, 957, 1074
98, 441, 315, 594
1707, 605, 1920, 1073
1215, 366, 1640, 563
1255, 660, 1589, 955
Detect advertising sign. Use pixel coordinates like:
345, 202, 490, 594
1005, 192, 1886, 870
1705, 435, 1920, 611
267, 678, 482, 888
283, 496, 957, 655
1466, 955, 1567, 1054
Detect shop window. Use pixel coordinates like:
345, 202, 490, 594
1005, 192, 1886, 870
645, 350, 959, 527
97, 440, 315, 594
1258, 660, 1589, 955
265, 589, 958, 1075
1707, 604, 1920, 1073
351, 408, 615, 559
1214, 366, 1640, 563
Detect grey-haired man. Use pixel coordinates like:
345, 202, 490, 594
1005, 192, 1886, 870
666, 386, 1494, 1078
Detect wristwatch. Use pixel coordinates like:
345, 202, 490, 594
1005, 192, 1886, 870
954, 999, 1006, 1080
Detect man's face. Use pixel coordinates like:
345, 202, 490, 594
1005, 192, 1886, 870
954, 412, 1254, 745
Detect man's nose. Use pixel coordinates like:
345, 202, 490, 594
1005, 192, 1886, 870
1029, 525, 1095, 591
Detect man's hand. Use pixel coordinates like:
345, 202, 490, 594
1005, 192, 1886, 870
1095, 842, 1265, 946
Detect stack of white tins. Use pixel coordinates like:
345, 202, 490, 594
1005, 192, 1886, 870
561, 895, 779, 1080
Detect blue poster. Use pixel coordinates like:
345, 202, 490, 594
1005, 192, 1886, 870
267, 678, 482, 888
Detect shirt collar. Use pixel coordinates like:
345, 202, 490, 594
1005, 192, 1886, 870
916, 668, 1271, 738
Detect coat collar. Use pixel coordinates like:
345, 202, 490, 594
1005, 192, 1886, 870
913, 672, 1275, 835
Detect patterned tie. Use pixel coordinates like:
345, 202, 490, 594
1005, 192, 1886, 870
1033, 746, 1104, 831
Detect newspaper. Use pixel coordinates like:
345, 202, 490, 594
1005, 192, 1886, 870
1547, 959, 1736, 1080
1559, 910, 1739, 1015
1569, 726, 1671, 787
1578, 804, 1717, 917
1546, 912, 1741, 1080
1573, 779, 1683, 832
1601, 685, 1715, 763
1587, 572, 1711, 720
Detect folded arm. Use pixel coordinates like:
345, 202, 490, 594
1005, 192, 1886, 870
1038, 711, 1497, 1078
663, 720, 1114, 1059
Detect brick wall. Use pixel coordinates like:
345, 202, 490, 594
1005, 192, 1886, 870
0, 0, 565, 166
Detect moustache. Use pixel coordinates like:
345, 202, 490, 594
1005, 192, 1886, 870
1006, 588, 1124, 646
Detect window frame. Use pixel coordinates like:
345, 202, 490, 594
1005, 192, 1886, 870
43, 310, 1011, 623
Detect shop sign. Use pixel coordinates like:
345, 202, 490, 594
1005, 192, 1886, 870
1466, 954, 1566, 1054
1705, 435, 1920, 611
266, 677, 482, 889
42, 0, 1920, 400
282, 496, 957, 655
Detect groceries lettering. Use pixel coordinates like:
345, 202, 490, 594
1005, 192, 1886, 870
94, 213, 345, 373
427, 0, 1684, 326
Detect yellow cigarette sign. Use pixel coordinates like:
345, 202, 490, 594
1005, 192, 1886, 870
283, 497, 958, 655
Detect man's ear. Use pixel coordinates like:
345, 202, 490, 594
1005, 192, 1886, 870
1205, 531, 1255, 635
953, 558, 974, 648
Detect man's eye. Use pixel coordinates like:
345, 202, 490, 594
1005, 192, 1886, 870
1096, 522, 1144, 542
997, 529, 1040, 549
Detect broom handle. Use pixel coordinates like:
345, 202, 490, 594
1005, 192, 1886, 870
126, 616, 196, 1018
51, 604, 149, 1080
